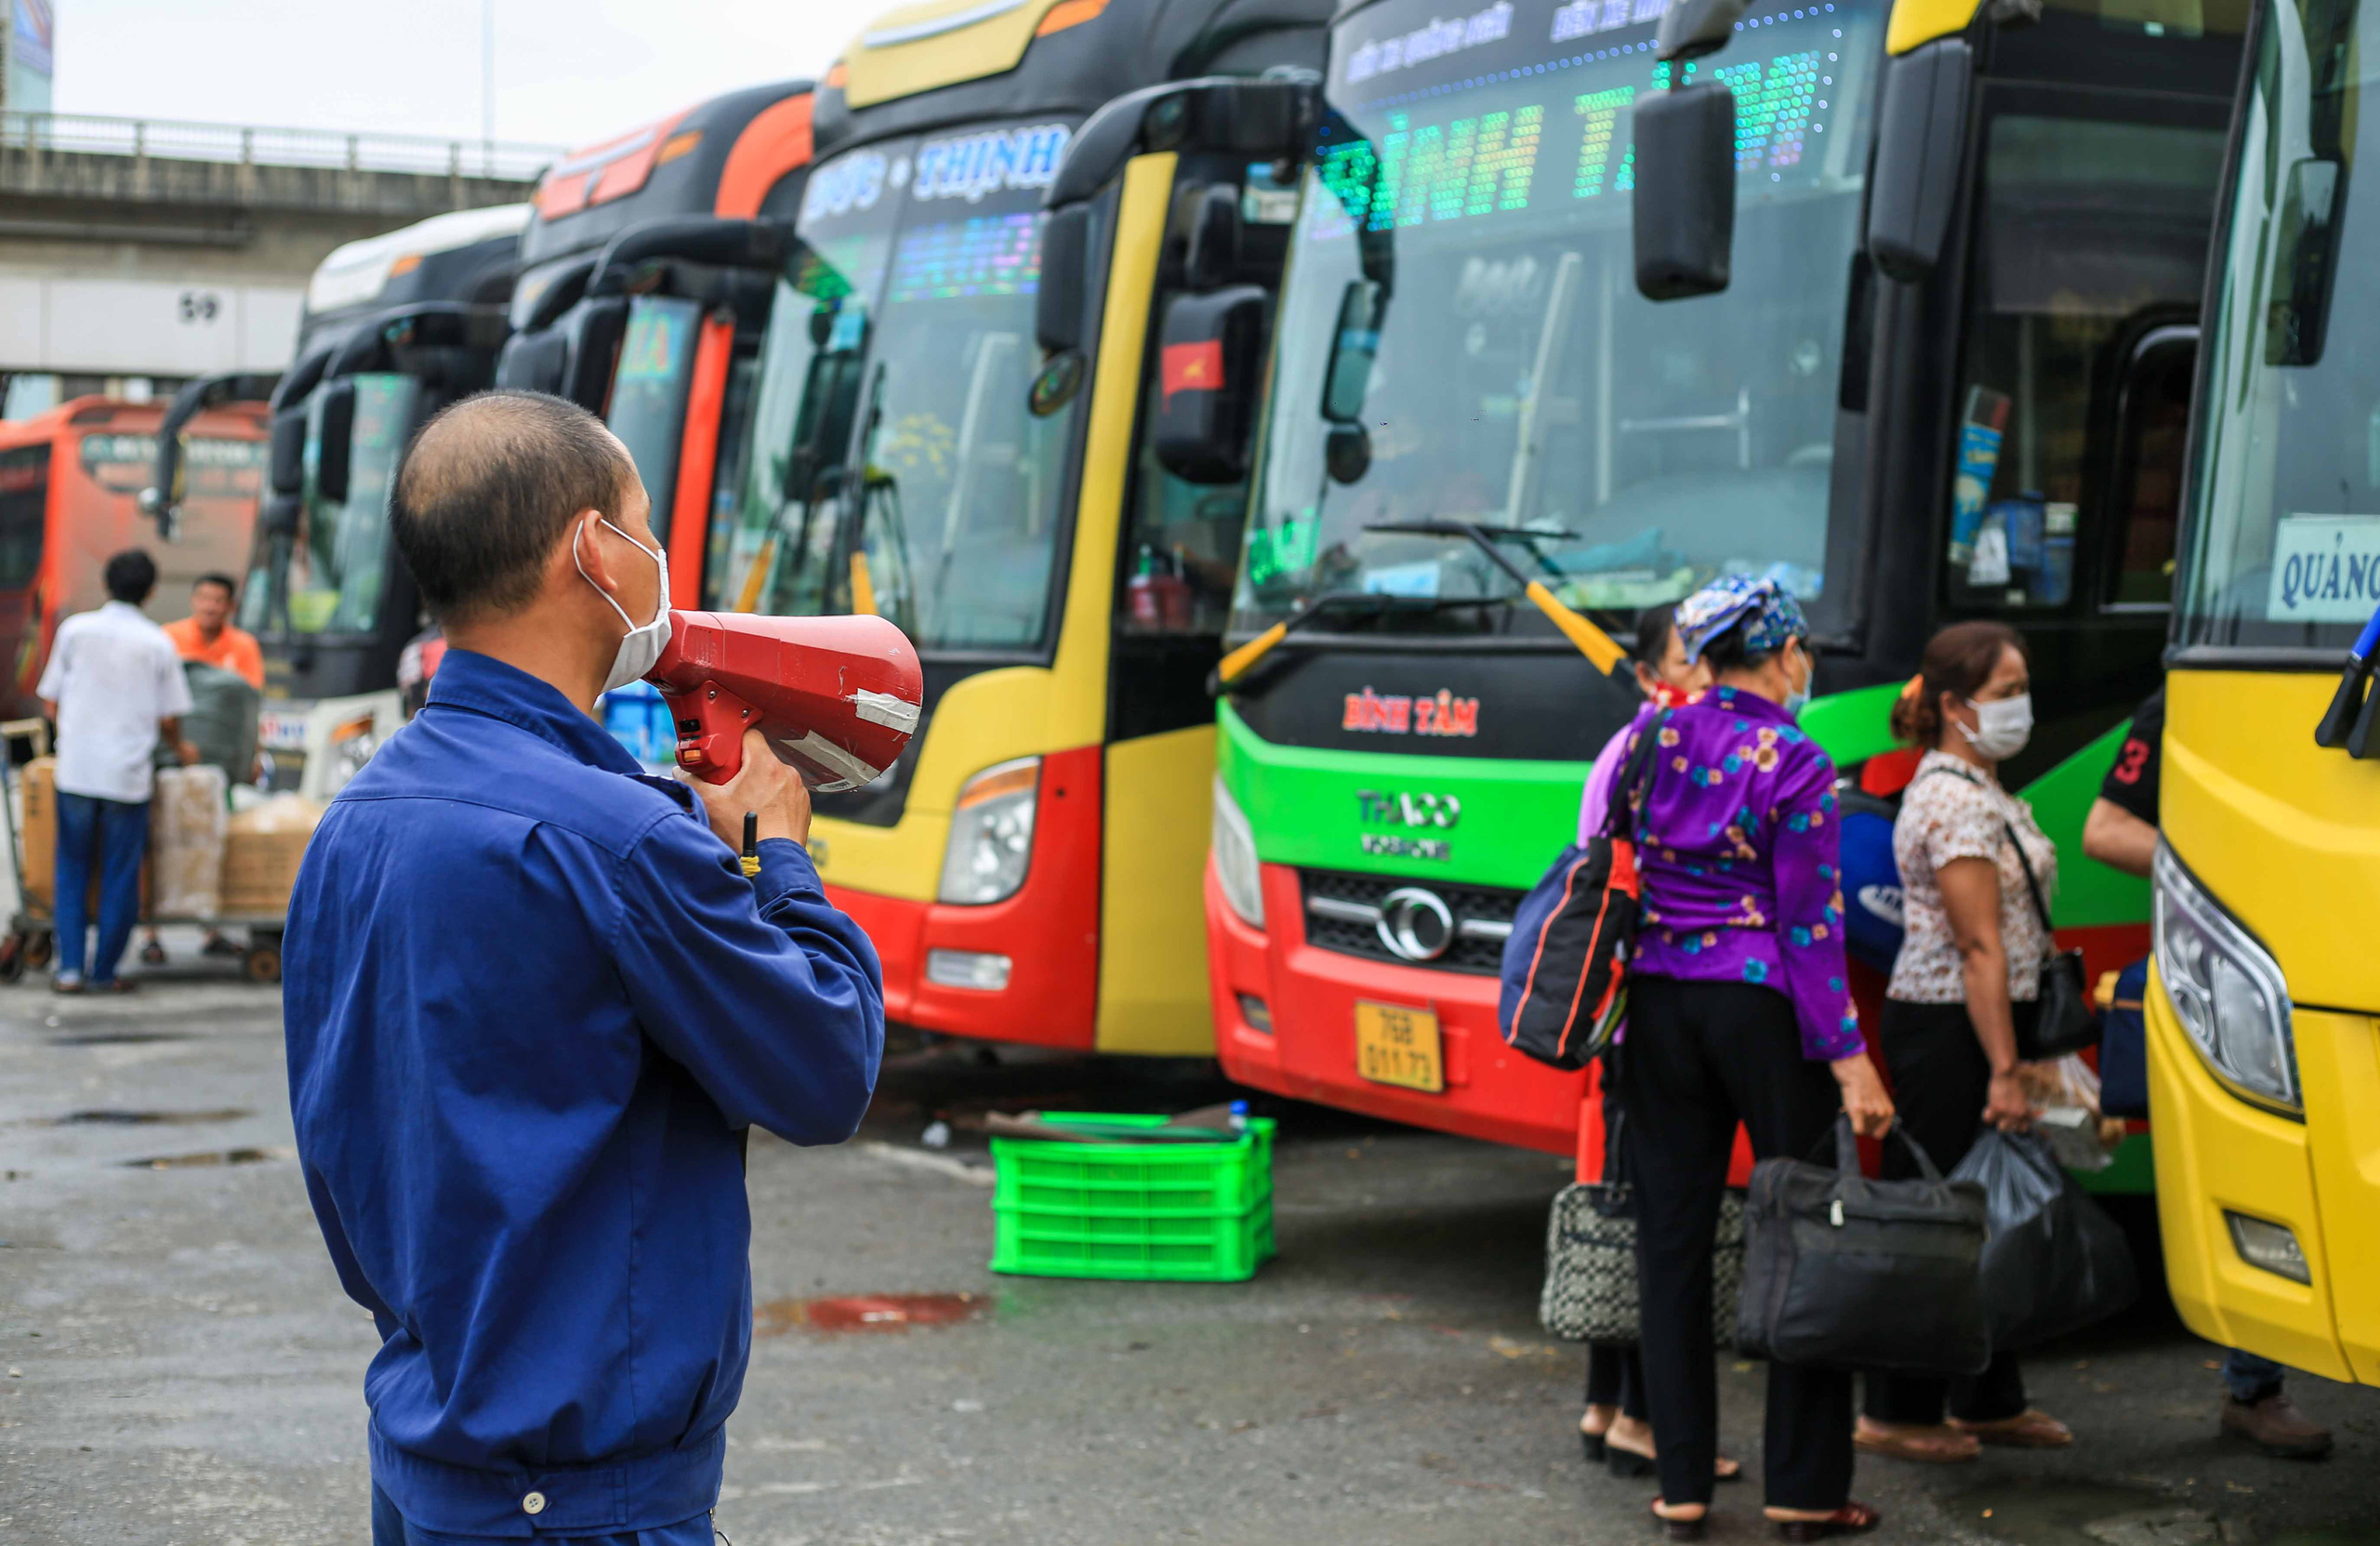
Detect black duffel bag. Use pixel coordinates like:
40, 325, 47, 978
1737, 1115, 1990, 1377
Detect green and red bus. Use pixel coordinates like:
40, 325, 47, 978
1206, 0, 2243, 1183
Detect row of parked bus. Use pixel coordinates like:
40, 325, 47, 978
7, 0, 2362, 1393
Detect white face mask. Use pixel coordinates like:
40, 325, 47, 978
1781, 645, 1814, 719
1959, 692, 2033, 760
575, 516, 672, 694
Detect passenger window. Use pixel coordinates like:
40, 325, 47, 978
1943, 112, 2225, 611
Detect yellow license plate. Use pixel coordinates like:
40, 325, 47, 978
1354, 1001, 1444, 1093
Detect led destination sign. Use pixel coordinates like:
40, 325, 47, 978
1318, 0, 1867, 236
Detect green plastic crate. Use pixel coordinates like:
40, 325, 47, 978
988, 1112, 1276, 1282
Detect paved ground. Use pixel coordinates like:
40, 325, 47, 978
2, 965, 2377, 1544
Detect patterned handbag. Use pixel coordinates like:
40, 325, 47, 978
1540, 1116, 1747, 1346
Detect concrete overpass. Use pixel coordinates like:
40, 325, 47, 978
0, 111, 561, 410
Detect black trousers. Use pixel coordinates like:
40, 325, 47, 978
1862, 998, 2029, 1425
1617, 976, 1855, 1511
1586, 1343, 1649, 1418
1585, 1050, 1649, 1419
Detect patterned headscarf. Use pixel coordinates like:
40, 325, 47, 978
1673, 575, 1809, 664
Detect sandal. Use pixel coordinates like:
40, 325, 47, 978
1853, 1418, 1980, 1463
1651, 1500, 1708, 1541
1768, 1501, 1882, 1540
1950, 1408, 2072, 1448
1608, 1434, 1744, 1482
139, 940, 166, 966
1581, 1405, 1615, 1461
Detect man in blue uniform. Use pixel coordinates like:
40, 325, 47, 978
283, 390, 886, 1543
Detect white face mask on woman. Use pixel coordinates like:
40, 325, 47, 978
576, 517, 672, 694
1959, 692, 2033, 760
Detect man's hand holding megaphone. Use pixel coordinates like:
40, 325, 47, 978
684, 726, 813, 852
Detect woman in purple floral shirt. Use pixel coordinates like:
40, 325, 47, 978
1612, 576, 1895, 1541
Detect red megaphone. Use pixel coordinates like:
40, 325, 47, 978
645, 611, 923, 788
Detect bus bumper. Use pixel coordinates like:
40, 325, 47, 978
1206, 855, 1587, 1155
2147, 960, 2372, 1383
823, 754, 1102, 1051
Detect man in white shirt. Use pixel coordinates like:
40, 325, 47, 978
36, 550, 196, 993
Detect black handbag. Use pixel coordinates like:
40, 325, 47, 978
1736, 1116, 1991, 1376
1539, 1113, 1745, 1346
2001, 817, 2097, 1060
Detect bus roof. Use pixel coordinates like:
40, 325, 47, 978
307, 204, 532, 318
819, 0, 1328, 147
520, 79, 817, 269
0, 396, 267, 447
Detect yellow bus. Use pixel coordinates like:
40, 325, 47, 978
707, 0, 1327, 1053
2151, 0, 2380, 1386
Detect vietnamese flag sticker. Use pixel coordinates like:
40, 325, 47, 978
1161, 339, 1223, 404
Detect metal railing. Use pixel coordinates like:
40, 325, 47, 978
0, 111, 561, 181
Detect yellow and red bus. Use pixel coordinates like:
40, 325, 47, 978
708, 0, 1328, 1052
0, 396, 267, 716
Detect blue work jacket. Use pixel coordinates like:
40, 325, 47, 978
284, 650, 884, 1537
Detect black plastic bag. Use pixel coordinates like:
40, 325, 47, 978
1950, 1129, 2139, 1350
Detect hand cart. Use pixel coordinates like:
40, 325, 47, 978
0, 719, 286, 984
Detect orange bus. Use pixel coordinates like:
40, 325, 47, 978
496, 79, 820, 609
0, 396, 268, 716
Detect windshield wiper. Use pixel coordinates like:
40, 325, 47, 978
1363, 519, 1626, 674
1209, 590, 1436, 696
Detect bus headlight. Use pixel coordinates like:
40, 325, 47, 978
2153, 842, 2298, 1111
937, 758, 1038, 905
1211, 774, 1264, 930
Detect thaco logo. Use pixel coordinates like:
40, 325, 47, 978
1357, 789, 1461, 829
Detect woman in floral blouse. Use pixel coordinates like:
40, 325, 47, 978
1857, 621, 2073, 1462
1612, 576, 1894, 1541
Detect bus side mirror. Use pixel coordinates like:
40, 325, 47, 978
1866, 40, 1973, 284
2267, 157, 2342, 366
1036, 205, 1092, 355
1633, 82, 1737, 300
1153, 285, 1269, 484
315, 380, 357, 507
1321, 279, 1383, 425
260, 491, 302, 538
268, 404, 308, 496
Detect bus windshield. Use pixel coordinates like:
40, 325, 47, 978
79, 431, 267, 604
714, 121, 1078, 651
1236, 0, 1881, 636
2177, 0, 2380, 654
265, 373, 418, 637
606, 296, 705, 547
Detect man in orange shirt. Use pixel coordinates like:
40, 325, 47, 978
161, 573, 264, 690
149, 572, 264, 964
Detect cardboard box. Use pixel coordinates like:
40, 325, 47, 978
19, 758, 152, 918
218, 795, 324, 917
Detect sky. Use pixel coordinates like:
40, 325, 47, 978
50, 0, 862, 151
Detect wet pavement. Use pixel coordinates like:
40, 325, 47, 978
3, 968, 2377, 1543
